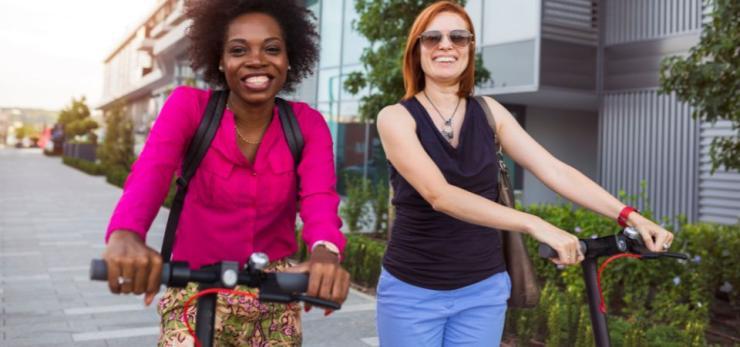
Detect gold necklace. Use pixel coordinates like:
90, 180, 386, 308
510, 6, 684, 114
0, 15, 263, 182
235, 125, 261, 144
228, 100, 266, 145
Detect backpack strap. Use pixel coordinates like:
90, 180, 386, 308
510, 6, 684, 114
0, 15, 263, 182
275, 97, 304, 167
160, 90, 228, 262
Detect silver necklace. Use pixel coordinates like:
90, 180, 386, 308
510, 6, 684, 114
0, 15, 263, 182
423, 90, 461, 140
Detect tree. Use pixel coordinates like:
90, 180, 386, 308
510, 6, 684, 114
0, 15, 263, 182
659, 0, 739, 172
97, 101, 134, 171
57, 96, 98, 143
343, 0, 490, 122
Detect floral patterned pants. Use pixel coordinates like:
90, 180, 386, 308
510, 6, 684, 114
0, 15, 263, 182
157, 260, 302, 346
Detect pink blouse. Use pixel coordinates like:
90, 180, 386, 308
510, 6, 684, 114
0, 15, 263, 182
106, 86, 345, 269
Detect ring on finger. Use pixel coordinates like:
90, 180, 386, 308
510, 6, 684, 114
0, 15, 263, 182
662, 242, 671, 250
117, 276, 133, 286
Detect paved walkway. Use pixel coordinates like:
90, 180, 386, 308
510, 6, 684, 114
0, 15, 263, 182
0, 148, 378, 346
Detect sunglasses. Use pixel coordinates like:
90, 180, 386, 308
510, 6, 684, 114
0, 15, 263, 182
418, 30, 474, 49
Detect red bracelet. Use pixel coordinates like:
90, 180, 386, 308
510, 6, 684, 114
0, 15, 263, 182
617, 206, 638, 227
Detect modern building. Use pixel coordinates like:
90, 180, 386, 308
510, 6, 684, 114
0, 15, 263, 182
99, 0, 738, 225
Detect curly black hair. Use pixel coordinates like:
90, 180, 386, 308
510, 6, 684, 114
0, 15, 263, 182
185, 0, 319, 92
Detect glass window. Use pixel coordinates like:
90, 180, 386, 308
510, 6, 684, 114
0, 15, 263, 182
318, 67, 340, 104
339, 100, 360, 121
342, 0, 368, 66
464, 0, 483, 40
482, 0, 539, 45
320, 0, 342, 68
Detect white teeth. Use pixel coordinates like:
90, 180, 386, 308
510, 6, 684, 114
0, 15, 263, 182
434, 57, 455, 62
245, 76, 269, 84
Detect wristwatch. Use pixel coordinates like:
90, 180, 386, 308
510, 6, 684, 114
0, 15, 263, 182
312, 240, 340, 256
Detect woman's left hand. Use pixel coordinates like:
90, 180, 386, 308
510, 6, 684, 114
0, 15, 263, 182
627, 213, 675, 253
285, 246, 350, 315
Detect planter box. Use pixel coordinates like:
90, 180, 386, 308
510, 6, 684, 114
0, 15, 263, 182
63, 142, 97, 162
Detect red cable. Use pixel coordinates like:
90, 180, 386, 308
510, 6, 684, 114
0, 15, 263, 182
182, 288, 257, 347
596, 253, 642, 313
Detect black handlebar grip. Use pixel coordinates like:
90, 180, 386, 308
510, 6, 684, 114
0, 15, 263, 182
274, 273, 309, 293
538, 241, 588, 259
300, 295, 342, 310
90, 259, 108, 281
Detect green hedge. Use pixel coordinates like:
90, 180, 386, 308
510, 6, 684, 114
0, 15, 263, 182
342, 234, 386, 288
105, 166, 129, 188
62, 156, 105, 176
507, 204, 739, 346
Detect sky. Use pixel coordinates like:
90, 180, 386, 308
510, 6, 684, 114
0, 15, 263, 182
0, 0, 157, 111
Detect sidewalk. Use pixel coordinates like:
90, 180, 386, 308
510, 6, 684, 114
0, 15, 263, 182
0, 148, 378, 347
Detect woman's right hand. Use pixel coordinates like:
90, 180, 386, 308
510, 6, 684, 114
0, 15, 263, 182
527, 217, 584, 266
102, 230, 163, 306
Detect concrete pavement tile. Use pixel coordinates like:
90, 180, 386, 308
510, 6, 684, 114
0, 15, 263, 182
103, 335, 159, 346
2, 321, 70, 339
3, 332, 74, 346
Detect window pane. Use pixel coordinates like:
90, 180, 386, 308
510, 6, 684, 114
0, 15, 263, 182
483, 0, 538, 45
342, 0, 368, 66
320, 0, 342, 67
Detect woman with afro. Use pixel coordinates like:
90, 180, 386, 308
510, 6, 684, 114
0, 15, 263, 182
101, 1, 349, 345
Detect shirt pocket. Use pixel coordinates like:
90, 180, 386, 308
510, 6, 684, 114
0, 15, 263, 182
264, 153, 297, 206
193, 152, 238, 209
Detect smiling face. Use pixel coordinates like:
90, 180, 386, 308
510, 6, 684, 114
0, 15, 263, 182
418, 12, 472, 86
221, 12, 289, 105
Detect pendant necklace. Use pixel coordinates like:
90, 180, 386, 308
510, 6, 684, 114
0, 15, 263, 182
423, 90, 461, 140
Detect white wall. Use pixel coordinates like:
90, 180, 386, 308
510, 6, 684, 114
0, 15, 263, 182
521, 107, 598, 206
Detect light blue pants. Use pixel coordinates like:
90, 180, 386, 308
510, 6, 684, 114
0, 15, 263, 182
376, 268, 511, 347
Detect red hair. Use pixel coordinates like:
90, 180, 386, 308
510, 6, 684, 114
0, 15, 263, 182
402, 1, 476, 100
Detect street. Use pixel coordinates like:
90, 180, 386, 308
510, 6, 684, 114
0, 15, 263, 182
0, 148, 378, 347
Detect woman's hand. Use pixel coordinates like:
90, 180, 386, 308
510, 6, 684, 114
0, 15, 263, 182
286, 246, 350, 314
627, 213, 675, 252
527, 217, 584, 266
102, 230, 163, 306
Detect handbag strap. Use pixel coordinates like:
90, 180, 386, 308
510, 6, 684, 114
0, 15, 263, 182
161, 90, 228, 262
473, 96, 508, 174
160, 93, 304, 262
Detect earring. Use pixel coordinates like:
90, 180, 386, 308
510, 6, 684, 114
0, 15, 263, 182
219, 66, 223, 72
288, 65, 292, 71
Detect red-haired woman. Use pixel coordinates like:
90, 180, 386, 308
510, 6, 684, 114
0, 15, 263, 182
375, 1, 674, 345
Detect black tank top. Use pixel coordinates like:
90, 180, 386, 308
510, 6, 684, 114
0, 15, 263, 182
383, 96, 506, 290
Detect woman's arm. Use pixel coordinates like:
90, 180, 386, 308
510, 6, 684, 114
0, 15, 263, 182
377, 104, 583, 265
105, 87, 201, 242
483, 96, 674, 252
291, 103, 349, 309
294, 104, 346, 253
102, 86, 202, 305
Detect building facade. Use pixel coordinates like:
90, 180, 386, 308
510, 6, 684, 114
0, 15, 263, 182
99, 0, 739, 224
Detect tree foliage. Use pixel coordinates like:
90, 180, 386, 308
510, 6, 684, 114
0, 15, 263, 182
97, 101, 134, 170
659, 0, 739, 172
343, 0, 490, 122
57, 96, 98, 143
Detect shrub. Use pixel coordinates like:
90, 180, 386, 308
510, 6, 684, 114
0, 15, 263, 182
62, 156, 104, 176
340, 173, 372, 232
105, 166, 130, 188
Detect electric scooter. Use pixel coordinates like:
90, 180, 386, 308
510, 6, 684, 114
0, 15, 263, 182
538, 227, 688, 347
90, 253, 340, 347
